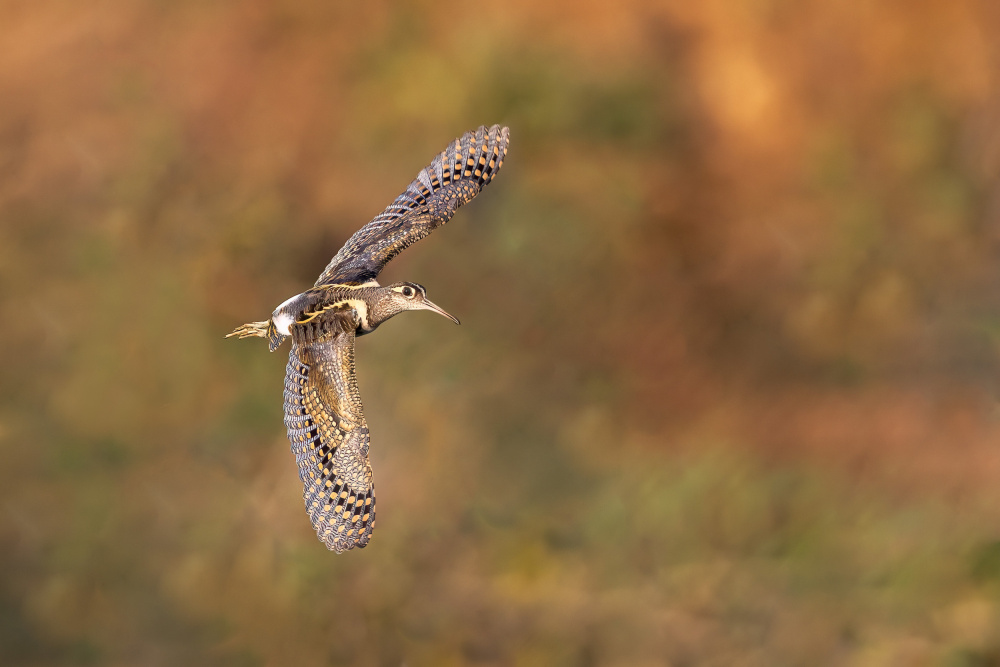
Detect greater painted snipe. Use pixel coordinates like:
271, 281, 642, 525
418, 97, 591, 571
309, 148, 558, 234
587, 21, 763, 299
228, 125, 510, 552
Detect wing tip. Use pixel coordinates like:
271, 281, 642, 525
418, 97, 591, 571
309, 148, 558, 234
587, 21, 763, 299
311, 485, 376, 553
451, 123, 510, 185
472, 123, 510, 153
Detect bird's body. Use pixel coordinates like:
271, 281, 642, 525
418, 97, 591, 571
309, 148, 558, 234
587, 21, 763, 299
228, 125, 509, 552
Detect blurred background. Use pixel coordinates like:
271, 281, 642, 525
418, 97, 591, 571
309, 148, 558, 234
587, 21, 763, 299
3, 1, 1000, 664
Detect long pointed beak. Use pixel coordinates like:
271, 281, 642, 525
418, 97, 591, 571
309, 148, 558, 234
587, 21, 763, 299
419, 298, 460, 325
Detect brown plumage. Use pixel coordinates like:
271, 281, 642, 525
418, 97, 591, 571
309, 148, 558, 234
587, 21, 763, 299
228, 125, 510, 552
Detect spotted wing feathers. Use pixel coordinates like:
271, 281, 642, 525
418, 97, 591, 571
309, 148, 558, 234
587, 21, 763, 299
283, 309, 375, 552
315, 124, 510, 286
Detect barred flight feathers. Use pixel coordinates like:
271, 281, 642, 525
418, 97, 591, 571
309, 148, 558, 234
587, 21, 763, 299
284, 308, 375, 552
228, 125, 511, 553
315, 124, 510, 287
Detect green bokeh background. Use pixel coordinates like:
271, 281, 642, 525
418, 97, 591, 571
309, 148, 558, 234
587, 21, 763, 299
3, 1, 1000, 664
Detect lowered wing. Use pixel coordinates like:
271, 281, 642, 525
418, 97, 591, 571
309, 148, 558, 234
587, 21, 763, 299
284, 308, 375, 552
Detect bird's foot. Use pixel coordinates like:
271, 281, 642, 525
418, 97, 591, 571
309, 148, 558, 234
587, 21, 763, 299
226, 321, 270, 339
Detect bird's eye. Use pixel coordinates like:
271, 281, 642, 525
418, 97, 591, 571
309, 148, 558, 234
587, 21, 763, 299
401, 287, 414, 298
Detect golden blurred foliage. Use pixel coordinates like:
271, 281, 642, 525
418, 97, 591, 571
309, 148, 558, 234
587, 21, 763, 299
3, 0, 1000, 664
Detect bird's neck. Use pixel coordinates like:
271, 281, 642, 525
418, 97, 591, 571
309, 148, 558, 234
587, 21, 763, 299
365, 288, 405, 331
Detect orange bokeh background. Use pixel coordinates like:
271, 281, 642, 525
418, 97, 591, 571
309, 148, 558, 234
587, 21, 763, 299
3, 1, 1000, 664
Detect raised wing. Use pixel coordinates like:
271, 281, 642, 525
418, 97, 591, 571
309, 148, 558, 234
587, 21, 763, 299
315, 124, 510, 286
283, 308, 375, 552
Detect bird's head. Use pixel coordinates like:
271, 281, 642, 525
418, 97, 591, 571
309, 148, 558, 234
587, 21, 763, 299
374, 282, 460, 326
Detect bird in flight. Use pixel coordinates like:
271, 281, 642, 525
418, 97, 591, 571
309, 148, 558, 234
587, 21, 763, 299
228, 125, 510, 552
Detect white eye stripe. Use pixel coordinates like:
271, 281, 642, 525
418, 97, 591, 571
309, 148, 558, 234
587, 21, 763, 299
392, 284, 421, 298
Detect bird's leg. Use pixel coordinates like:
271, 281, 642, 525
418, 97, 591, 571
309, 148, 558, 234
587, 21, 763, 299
226, 320, 271, 339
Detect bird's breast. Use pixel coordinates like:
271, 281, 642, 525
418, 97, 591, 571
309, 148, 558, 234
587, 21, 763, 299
342, 298, 371, 332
